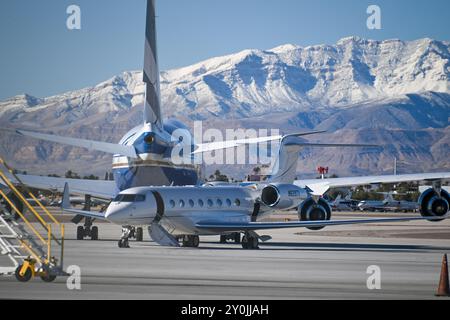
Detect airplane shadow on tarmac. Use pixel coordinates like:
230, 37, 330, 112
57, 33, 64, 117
198, 241, 450, 253
65, 238, 450, 254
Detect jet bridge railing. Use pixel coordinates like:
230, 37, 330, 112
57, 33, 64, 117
0, 156, 66, 282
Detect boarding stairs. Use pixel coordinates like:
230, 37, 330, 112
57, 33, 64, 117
0, 157, 66, 282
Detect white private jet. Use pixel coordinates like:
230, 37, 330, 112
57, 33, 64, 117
60, 135, 450, 249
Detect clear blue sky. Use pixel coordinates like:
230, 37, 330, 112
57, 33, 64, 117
0, 0, 449, 100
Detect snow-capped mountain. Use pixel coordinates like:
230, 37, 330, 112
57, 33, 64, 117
0, 37, 449, 177
161, 37, 449, 119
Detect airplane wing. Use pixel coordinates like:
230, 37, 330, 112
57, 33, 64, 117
13, 174, 117, 199
297, 172, 450, 196
61, 207, 108, 220
192, 131, 327, 155
6, 129, 138, 159
196, 216, 446, 233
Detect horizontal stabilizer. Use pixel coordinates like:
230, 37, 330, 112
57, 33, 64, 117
13, 129, 138, 158
61, 183, 107, 220
295, 143, 379, 148
192, 131, 327, 155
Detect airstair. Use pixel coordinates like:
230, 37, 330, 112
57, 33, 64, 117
0, 157, 66, 282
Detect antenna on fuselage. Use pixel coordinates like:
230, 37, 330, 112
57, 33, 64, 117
143, 0, 162, 128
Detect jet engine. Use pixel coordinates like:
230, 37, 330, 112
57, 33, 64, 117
261, 184, 308, 210
419, 189, 450, 221
298, 198, 332, 231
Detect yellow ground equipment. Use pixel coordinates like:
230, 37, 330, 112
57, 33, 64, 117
0, 157, 66, 282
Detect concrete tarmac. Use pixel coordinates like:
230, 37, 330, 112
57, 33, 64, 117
0, 212, 449, 300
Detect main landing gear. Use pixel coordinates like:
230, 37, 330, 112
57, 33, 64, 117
241, 232, 259, 250
182, 235, 200, 248
75, 196, 99, 240
118, 226, 144, 248
76, 218, 98, 240
220, 233, 241, 244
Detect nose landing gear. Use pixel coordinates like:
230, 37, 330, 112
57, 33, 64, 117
118, 226, 144, 248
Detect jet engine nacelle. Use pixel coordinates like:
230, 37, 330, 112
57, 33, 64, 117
261, 184, 308, 210
298, 198, 332, 231
419, 189, 450, 221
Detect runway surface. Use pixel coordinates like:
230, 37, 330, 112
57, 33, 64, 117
0, 212, 449, 300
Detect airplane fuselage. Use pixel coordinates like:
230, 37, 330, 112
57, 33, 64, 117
105, 185, 277, 236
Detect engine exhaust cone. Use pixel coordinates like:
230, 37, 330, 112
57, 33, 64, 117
436, 254, 450, 297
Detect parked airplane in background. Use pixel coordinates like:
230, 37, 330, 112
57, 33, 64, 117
331, 194, 359, 212
358, 192, 419, 212
1, 0, 450, 247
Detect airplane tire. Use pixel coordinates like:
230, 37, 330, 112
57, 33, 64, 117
220, 235, 227, 243
136, 227, 143, 242
241, 235, 258, 250
192, 236, 200, 248
234, 233, 241, 244
15, 265, 32, 282
182, 236, 199, 247
241, 236, 249, 249
91, 226, 98, 240
248, 237, 258, 250
76, 226, 84, 240
118, 239, 127, 248
40, 272, 57, 283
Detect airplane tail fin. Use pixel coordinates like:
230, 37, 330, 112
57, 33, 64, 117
143, 0, 162, 127
268, 138, 379, 184
268, 136, 305, 184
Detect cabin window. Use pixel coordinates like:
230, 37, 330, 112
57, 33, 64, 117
198, 199, 204, 207
207, 199, 214, 208
217, 199, 223, 207
169, 200, 175, 208
226, 199, 232, 207
234, 199, 241, 207
189, 199, 195, 208
179, 200, 185, 208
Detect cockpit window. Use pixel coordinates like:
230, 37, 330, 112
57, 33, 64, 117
114, 194, 146, 203
135, 195, 146, 202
